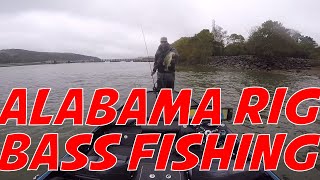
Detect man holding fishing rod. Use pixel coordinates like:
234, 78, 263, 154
151, 37, 179, 91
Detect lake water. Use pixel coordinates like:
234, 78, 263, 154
0, 62, 319, 180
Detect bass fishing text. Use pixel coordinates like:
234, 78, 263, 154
0, 87, 319, 172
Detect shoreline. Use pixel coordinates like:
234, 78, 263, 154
1, 58, 319, 78
0, 61, 103, 68
206, 55, 320, 71
177, 55, 320, 76
177, 62, 320, 78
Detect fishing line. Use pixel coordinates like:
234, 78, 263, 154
140, 25, 156, 88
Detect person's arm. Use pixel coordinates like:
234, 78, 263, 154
152, 45, 161, 75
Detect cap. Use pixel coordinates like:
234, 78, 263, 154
160, 37, 168, 43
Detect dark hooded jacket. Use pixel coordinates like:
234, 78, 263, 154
153, 42, 179, 73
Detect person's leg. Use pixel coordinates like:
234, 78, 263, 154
172, 72, 175, 90
165, 73, 175, 89
156, 72, 164, 91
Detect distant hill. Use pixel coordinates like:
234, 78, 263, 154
0, 49, 101, 64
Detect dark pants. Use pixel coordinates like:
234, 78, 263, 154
156, 72, 175, 91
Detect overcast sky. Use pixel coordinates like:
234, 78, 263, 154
0, 0, 319, 58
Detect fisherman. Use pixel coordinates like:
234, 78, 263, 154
151, 37, 179, 91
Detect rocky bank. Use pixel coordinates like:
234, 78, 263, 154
206, 55, 319, 71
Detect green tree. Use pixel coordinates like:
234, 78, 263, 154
227, 34, 245, 44
225, 34, 247, 56
311, 47, 320, 60
298, 36, 318, 58
173, 29, 214, 64
173, 20, 320, 64
247, 20, 300, 57
288, 29, 302, 43
211, 23, 227, 55
172, 37, 192, 64
225, 43, 247, 56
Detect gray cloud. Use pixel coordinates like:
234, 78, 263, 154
0, 0, 319, 58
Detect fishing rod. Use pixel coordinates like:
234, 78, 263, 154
140, 25, 156, 89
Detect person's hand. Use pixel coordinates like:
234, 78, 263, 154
172, 53, 178, 59
151, 71, 156, 76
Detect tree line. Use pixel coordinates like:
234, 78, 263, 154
173, 20, 320, 64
